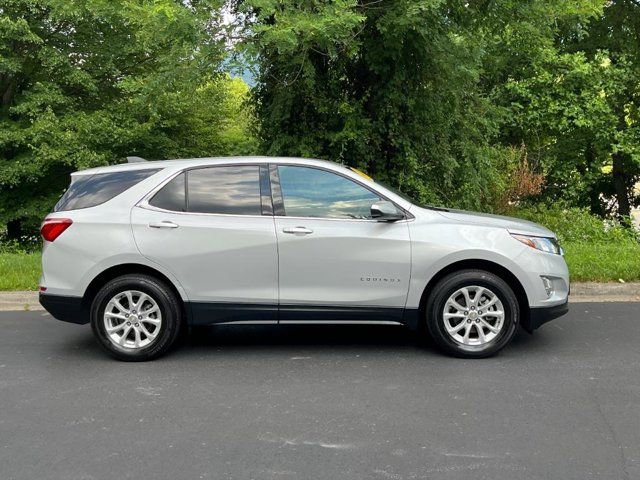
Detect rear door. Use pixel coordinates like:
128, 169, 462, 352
131, 164, 279, 324
272, 164, 411, 322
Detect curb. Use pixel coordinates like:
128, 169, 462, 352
0, 291, 45, 312
569, 282, 640, 303
1, 283, 638, 312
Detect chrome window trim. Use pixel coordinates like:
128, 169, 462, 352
136, 161, 415, 222
273, 163, 414, 221
273, 214, 413, 224
137, 163, 270, 218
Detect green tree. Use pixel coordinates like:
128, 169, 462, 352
485, 1, 639, 218
501, 49, 635, 216
234, 0, 605, 211
561, 0, 640, 217
0, 0, 256, 237
235, 0, 500, 208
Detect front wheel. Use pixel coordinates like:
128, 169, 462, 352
90, 274, 183, 361
425, 269, 519, 358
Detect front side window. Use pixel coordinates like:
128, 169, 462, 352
278, 166, 381, 219
187, 166, 262, 215
55, 169, 160, 212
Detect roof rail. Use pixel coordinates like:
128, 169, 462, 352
126, 156, 147, 163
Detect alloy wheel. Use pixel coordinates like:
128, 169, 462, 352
442, 285, 505, 346
103, 290, 163, 349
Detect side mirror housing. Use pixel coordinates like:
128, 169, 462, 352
371, 201, 404, 222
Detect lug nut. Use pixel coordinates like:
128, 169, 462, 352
464, 311, 468, 315
135, 323, 139, 327
126, 322, 131, 326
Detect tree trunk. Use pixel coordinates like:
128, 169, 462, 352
612, 152, 631, 218
6, 219, 22, 240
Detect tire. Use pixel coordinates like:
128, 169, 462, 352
424, 269, 519, 358
90, 274, 183, 361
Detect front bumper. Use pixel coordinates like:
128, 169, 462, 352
522, 300, 569, 333
39, 293, 88, 325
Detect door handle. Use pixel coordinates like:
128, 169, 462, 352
282, 226, 313, 235
149, 221, 179, 229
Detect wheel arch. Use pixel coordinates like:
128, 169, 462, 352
81, 263, 189, 323
417, 259, 530, 332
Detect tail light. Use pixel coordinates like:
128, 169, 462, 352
41, 218, 73, 242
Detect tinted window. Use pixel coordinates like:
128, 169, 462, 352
149, 173, 186, 211
187, 166, 261, 215
55, 169, 160, 212
278, 166, 380, 219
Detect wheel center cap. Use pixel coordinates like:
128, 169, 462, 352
468, 311, 478, 320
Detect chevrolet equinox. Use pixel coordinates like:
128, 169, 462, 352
39, 157, 569, 361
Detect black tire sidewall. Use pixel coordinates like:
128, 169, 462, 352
426, 270, 519, 358
90, 275, 181, 361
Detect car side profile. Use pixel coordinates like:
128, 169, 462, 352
39, 157, 569, 361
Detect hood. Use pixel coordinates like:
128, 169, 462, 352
432, 208, 556, 238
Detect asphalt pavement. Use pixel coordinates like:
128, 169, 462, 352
1, 303, 639, 480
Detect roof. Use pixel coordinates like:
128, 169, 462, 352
71, 156, 347, 176
68, 155, 415, 212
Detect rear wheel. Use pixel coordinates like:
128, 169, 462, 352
90, 274, 182, 361
425, 269, 519, 358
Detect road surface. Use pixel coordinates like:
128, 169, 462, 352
1, 303, 638, 479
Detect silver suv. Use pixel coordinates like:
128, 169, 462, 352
39, 157, 569, 361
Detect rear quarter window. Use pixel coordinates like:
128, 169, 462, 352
148, 172, 186, 212
55, 169, 160, 212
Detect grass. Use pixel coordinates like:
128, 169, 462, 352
563, 241, 640, 283
0, 242, 638, 291
0, 252, 41, 291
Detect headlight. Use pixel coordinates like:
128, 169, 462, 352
511, 233, 562, 255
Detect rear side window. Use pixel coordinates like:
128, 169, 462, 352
187, 166, 261, 215
55, 169, 160, 212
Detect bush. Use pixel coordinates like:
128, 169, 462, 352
0, 233, 41, 254
512, 205, 639, 244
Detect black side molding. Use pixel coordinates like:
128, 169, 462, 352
39, 293, 88, 325
187, 302, 407, 326
279, 304, 404, 323
189, 302, 278, 325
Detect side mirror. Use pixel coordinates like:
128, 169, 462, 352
371, 201, 404, 222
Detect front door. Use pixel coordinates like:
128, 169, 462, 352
272, 164, 411, 322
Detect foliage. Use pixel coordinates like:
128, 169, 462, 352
2, 0, 640, 253
501, 49, 640, 217
0, 0, 257, 237
513, 204, 638, 244
234, 0, 612, 213
493, 0, 640, 217
234, 0, 506, 210
0, 232, 39, 253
